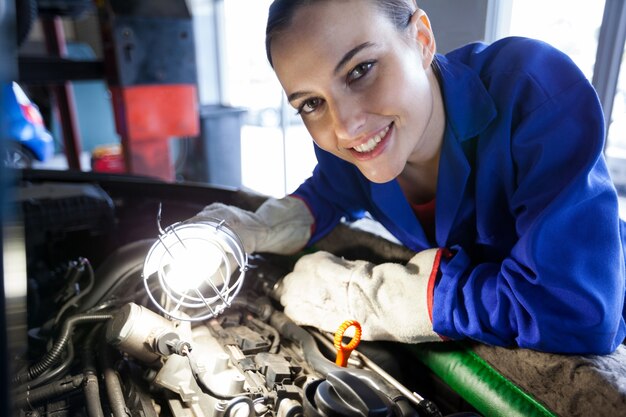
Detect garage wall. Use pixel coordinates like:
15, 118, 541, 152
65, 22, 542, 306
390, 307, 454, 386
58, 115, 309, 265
419, 0, 490, 54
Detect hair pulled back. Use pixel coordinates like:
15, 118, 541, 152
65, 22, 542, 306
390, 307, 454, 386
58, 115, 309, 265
265, 0, 417, 66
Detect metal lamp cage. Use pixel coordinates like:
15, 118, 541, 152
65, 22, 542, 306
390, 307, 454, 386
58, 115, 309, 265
142, 219, 248, 321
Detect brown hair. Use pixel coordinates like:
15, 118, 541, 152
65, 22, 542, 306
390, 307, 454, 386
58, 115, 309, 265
265, 0, 417, 66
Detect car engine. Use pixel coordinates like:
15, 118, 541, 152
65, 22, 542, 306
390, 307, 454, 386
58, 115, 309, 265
6, 170, 480, 417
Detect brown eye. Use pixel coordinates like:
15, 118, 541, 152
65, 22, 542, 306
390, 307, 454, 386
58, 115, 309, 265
347, 61, 375, 84
298, 97, 324, 114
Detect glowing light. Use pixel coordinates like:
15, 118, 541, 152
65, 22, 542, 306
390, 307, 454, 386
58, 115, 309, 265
143, 219, 247, 321
161, 240, 223, 294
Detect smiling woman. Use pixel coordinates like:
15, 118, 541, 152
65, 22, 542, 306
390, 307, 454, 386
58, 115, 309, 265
192, 0, 626, 356
270, 1, 442, 192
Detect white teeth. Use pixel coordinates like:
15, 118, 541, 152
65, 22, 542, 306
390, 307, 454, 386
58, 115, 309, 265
354, 126, 390, 153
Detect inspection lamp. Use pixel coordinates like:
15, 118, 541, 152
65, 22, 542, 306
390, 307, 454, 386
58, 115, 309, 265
142, 211, 247, 322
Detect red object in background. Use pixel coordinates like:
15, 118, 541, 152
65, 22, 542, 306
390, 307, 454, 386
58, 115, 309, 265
110, 84, 199, 181
111, 85, 199, 140
91, 144, 126, 174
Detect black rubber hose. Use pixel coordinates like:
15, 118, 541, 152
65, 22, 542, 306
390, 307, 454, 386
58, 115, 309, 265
13, 374, 85, 409
393, 398, 424, 417
100, 346, 130, 417
82, 324, 103, 373
27, 338, 76, 389
83, 325, 105, 417
84, 373, 105, 417
54, 258, 96, 325
16, 313, 113, 383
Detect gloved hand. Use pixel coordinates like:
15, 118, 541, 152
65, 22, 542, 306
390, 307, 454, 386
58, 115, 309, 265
188, 196, 314, 255
275, 249, 448, 343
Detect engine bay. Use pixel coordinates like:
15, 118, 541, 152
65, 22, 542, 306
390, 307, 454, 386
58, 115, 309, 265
6, 169, 481, 417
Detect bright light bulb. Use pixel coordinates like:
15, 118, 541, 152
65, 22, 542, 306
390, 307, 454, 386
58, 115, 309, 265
143, 219, 247, 321
161, 241, 224, 294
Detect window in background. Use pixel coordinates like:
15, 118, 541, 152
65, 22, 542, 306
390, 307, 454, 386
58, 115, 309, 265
605, 46, 626, 195
506, 0, 626, 217
506, 0, 606, 81
222, 0, 317, 198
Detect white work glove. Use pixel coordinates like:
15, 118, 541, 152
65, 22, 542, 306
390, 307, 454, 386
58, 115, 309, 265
276, 249, 447, 343
189, 196, 314, 255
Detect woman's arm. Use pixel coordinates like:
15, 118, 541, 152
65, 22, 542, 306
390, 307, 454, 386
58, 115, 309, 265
434, 67, 626, 354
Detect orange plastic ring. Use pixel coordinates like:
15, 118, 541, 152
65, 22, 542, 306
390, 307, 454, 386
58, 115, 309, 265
334, 320, 362, 367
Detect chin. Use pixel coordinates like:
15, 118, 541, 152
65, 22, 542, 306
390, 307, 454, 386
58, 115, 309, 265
356, 155, 405, 184
360, 169, 399, 184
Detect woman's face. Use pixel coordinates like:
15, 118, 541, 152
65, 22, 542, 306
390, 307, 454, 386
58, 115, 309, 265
270, 0, 443, 184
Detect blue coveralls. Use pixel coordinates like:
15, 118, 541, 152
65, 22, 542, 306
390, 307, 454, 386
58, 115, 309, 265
291, 37, 626, 354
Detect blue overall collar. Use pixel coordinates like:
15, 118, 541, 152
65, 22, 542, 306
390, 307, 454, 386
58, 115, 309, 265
435, 54, 497, 245
371, 54, 497, 249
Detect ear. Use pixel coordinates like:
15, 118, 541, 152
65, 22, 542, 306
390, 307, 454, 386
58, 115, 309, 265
408, 9, 437, 68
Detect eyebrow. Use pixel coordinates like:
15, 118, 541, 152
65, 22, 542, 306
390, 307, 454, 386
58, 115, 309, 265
334, 42, 375, 75
287, 91, 311, 103
287, 41, 376, 103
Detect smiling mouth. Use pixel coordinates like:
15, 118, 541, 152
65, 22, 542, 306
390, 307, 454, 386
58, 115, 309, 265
353, 124, 391, 153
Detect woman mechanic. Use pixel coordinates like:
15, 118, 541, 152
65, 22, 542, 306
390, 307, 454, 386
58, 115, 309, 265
194, 0, 626, 354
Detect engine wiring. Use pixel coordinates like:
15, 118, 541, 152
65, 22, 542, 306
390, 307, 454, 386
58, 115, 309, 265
11, 247, 467, 417
53, 258, 95, 325
14, 312, 113, 384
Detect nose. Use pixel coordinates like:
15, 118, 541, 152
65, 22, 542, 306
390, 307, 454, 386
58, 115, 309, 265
329, 96, 366, 141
